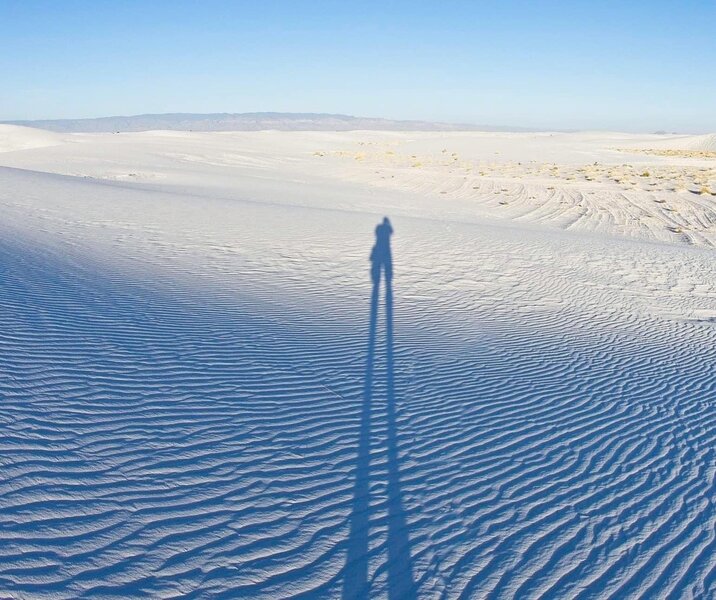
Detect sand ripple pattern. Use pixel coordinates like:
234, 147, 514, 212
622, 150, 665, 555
1, 166, 716, 598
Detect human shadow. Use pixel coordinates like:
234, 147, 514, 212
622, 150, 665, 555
343, 218, 416, 599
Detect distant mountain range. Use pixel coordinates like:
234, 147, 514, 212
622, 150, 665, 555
2, 112, 536, 133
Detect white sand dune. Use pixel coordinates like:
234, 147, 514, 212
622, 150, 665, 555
644, 133, 716, 152
1, 127, 715, 598
2, 128, 713, 247
0, 124, 68, 153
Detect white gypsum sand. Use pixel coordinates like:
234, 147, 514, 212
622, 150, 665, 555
0, 126, 715, 598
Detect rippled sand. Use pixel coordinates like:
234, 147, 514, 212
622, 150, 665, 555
1, 127, 715, 598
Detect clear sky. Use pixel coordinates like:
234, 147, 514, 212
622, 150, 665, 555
2, 0, 714, 132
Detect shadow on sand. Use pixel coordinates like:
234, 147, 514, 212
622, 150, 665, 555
343, 218, 416, 599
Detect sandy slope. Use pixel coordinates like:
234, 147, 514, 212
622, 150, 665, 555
0, 124, 68, 153
1, 127, 715, 598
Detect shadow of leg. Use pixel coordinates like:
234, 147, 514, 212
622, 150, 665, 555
342, 279, 380, 599
384, 277, 417, 599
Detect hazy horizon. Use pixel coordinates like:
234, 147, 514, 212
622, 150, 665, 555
2, 1, 715, 133
3, 110, 710, 135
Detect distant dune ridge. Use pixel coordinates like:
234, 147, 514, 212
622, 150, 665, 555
646, 132, 716, 152
0, 124, 67, 152
1, 112, 538, 133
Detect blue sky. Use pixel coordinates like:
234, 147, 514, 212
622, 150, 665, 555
2, 0, 714, 131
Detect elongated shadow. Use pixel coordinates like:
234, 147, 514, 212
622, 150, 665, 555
343, 218, 415, 599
